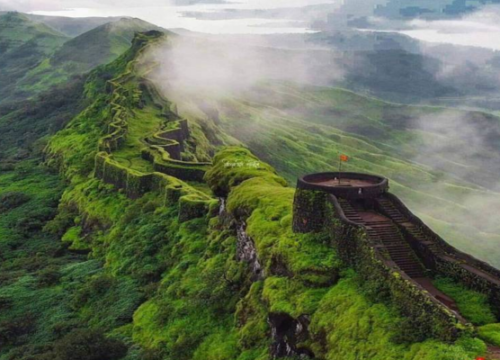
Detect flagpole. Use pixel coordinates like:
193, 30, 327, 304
338, 154, 342, 185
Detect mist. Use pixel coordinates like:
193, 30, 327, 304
400, 5, 500, 50
409, 110, 500, 240
138, 4, 500, 266
147, 35, 344, 99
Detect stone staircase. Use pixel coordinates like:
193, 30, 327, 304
376, 196, 441, 253
364, 219, 426, 279
376, 197, 408, 224
338, 199, 364, 223
339, 198, 426, 279
337, 197, 460, 311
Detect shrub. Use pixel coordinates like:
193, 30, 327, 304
51, 329, 127, 360
14, 207, 58, 235
433, 277, 496, 325
36, 266, 61, 288
72, 275, 116, 307
0, 296, 12, 310
478, 323, 500, 347
0, 314, 35, 346
0, 191, 30, 213
454, 336, 487, 354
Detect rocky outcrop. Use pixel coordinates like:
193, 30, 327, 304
269, 313, 314, 359
236, 222, 264, 281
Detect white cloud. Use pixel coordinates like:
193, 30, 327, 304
399, 5, 500, 50
147, 35, 343, 98
409, 110, 500, 236
5, 0, 332, 34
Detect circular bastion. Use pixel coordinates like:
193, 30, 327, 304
297, 172, 389, 200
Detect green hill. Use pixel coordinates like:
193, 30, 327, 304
0, 12, 68, 102
51, 18, 165, 71
0, 16, 166, 162
0, 14, 165, 105
1, 30, 500, 360
15, 18, 165, 102
0, 12, 66, 45
25, 14, 125, 37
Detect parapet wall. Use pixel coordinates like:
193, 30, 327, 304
90, 32, 213, 222
292, 187, 328, 233
97, 33, 150, 155
95, 151, 213, 222
297, 172, 389, 200
95, 152, 153, 199
94, 32, 212, 192
137, 76, 212, 181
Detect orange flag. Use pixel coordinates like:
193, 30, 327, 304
340, 154, 349, 162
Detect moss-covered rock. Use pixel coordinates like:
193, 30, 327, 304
178, 194, 211, 223
205, 147, 286, 197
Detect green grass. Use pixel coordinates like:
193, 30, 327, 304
0, 162, 107, 359
478, 323, 500, 347
433, 277, 496, 326
308, 275, 486, 360
207, 147, 340, 285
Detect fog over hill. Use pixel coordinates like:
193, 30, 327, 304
143, 29, 500, 267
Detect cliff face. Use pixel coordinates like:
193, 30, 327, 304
0, 31, 498, 360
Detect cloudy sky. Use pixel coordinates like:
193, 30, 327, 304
2, 0, 500, 49
397, 5, 500, 50
1, 0, 338, 34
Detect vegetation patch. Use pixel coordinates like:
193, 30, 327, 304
433, 277, 496, 326
478, 323, 500, 347
308, 275, 486, 360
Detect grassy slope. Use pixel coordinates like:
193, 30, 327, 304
16, 18, 165, 101
0, 12, 68, 102
0, 76, 87, 162
0, 161, 102, 358
0, 13, 164, 106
